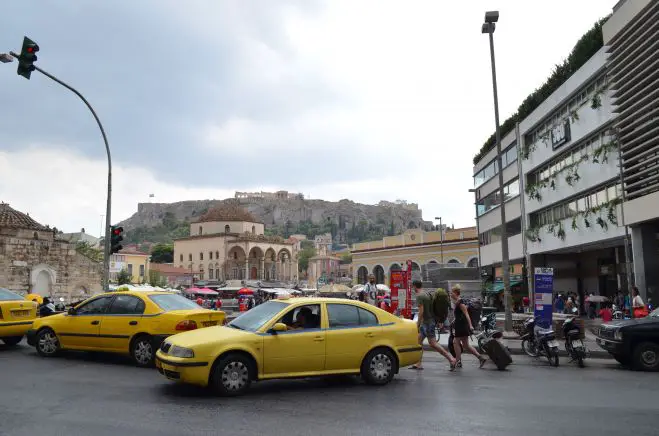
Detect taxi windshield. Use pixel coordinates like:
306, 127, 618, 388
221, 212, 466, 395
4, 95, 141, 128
0, 288, 23, 301
229, 301, 287, 332
149, 294, 201, 311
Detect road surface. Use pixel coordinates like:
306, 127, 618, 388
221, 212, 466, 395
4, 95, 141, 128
0, 340, 655, 436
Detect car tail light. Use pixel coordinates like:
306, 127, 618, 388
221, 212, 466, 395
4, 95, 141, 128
175, 320, 198, 331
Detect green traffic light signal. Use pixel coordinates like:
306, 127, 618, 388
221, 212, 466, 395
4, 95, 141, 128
17, 36, 39, 80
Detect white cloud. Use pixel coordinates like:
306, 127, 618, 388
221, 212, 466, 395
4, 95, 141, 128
1, 0, 616, 237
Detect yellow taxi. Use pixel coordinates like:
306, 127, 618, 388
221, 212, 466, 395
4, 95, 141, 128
155, 296, 422, 396
26, 291, 225, 366
0, 288, 38, 346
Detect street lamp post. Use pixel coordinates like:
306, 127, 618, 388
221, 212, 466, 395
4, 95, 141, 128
482, 11, 513, 331
434, 217, 444, 264
5, 50, 113, 292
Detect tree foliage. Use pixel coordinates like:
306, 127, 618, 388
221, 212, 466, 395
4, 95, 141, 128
148, 270, 168, 287
298, 247, 317, 273
472, 17, 608, 165
340, 254, 352, 264
116, 269, 132, 285
150, 243, 174, 263
75, 241, 103, 262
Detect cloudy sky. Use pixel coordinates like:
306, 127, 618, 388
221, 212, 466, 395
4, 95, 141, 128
1, 0, 615, 236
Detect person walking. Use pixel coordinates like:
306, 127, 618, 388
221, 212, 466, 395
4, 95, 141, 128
362, 274, 379, 306
450, 285, 487, 369
409, 280, 457, 371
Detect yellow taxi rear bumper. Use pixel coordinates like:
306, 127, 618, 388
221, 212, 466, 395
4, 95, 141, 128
155, 351, 211, 387
0, 320, 34, 338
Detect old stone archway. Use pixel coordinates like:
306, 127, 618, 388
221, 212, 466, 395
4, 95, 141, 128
31, 264, 56, 296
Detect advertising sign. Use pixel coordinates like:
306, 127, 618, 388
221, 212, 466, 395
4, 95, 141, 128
551, 120, 571, 149
534, 267, 554, 328
109, 261, 125, 273
389, 270, 408, 316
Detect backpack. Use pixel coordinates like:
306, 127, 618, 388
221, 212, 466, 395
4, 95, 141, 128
429, 288, 450, 324
465, 298, 483, 322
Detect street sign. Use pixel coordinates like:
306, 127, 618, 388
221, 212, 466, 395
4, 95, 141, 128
534, 267, 554, 328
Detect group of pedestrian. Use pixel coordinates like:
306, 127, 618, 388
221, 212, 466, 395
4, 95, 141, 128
410, 280, 487, 371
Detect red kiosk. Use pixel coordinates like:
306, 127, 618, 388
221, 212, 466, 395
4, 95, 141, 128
390, 260, 414, 319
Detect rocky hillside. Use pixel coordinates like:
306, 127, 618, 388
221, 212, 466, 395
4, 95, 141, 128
118, 196, 433, 246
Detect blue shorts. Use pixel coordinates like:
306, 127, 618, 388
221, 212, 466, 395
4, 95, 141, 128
419, 322, 437, 341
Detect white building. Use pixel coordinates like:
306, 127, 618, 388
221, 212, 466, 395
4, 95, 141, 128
472, 11, 645, 306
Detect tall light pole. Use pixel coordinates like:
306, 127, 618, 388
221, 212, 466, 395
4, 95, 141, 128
5, 47, 113, 292
482, 11, 512, 331
434, 217, 444, 264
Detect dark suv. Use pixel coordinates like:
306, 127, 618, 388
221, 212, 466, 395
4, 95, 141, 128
596, 308, 659, 371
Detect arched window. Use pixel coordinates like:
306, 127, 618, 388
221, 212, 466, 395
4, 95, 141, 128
199, 226, 203, 235
215, 251, 219, 259
233, 252, 238, 260
33, 232, 39, 240
225, 225, 230, 233
200, 252, 204, 261
179, 254, 183, 262
252, 225, 256, 234
188, 254, 192, 261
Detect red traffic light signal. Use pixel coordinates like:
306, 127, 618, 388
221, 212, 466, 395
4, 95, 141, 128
113, 227, 123, 236
17, 36, 39, 80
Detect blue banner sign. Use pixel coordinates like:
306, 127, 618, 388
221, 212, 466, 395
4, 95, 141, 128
534, 267, 554, 329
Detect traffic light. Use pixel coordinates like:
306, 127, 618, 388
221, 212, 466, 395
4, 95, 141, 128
110, 226, 124, 254
17, 36, 39, 80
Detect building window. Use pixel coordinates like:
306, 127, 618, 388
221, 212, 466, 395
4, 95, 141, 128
529, 181, 621, 228
473, 143, 518, 187
252, 225, 256, 234
139, 264, 145, 277
209, 268, 214, 280
127, 264, 133, 276
179, 254, 183, 262
188, 254, 192, 262
477, 179, 520, 216
225, 225, 230, 233
209, 251, 213, 260
199, 226, 203, 235
479, 218, 522, 245
199, 252, 203, 261
215, 251, 219, 259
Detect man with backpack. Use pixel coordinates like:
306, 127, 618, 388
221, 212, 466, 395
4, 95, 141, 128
409, 280, 457, 371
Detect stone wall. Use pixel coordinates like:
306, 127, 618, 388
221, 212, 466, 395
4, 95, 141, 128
0, 228, 102, 302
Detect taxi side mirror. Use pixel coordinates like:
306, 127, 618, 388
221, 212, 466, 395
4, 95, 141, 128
270, 323, 287, 333
67, 307, 76, 316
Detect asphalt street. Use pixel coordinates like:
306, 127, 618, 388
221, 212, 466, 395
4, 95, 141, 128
0, 340, 656, 436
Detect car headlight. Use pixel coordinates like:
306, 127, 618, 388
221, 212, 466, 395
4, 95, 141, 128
614, 329, 623, 341
169, 345, 195, 358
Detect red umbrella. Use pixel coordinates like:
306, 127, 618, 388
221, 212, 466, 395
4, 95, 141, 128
238, 288, 254, 295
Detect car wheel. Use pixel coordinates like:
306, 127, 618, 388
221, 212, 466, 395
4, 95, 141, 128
36, 329, 60, 357
1, 336, 23, 347
211, 353, 253, 397
633, 342, 659, 372
131, 335, 155, 367
361, 348, 396, 386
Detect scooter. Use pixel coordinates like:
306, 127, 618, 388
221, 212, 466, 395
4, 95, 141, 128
521, 316, 560, 367
562, 311, 588, 367
475, 312, 503, 352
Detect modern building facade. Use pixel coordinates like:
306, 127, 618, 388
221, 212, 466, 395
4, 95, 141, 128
351, 227, 479, 285
474, 46, 625, 298
603, 0, 659, 303
473, 3, 659, 305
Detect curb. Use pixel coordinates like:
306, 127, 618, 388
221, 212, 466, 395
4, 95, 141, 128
421, 344, 611, 359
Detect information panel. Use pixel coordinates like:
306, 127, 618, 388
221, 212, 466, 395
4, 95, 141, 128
534, 267, 554, 329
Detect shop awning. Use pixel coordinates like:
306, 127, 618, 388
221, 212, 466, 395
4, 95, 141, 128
486, 280, 522, 294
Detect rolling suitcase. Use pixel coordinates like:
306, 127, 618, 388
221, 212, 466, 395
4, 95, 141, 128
482, 338, 512, 370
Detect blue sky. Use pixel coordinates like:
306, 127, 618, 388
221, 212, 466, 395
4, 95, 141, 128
0, 0, 615, 235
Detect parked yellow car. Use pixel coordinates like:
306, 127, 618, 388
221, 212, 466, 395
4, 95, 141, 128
0, 288, 38, 346
155, 297, 422, 396
26, 291, 225, 366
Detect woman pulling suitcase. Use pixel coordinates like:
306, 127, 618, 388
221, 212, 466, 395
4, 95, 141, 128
450, 285, 487, 369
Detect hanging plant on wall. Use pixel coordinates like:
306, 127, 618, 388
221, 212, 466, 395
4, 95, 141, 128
591, 91, 602, 109
591, 139, 617, 164
526, 198, 622, 242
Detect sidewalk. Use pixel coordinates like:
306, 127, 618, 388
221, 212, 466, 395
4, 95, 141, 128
422, 330, 609, 359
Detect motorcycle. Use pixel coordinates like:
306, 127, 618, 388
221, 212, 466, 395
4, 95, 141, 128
562, 314, 588, 367
612, 304, 625, 320
475, 312, 503, 352
521, 316, 560, 367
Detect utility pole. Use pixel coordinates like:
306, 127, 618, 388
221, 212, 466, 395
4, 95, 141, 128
10, 43, 112, 291
482, 12, 512, 331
